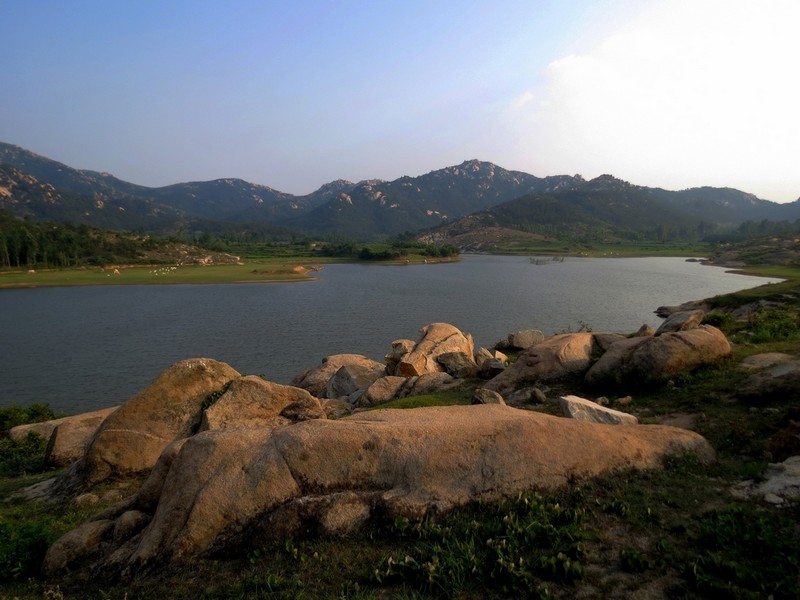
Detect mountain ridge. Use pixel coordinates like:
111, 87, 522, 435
2, 141, 799, 241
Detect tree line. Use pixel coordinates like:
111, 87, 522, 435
0, 210, 158, 269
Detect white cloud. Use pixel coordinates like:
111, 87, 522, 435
507, 0, 800, 201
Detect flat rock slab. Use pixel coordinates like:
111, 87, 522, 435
45, 404, 714, 576
560, 395, 639, 425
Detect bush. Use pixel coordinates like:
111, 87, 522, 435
0, 403, 59, 477
0, 404, 58, 436
733, 307, 800, 344
0, 520, 54, 582
0, 432, 49, 477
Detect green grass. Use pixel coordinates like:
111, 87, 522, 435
365, 388, 474, 411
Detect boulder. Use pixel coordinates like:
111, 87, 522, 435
505, 386, 547, 406
199, 375, 325, 431
472, 389, 505, 405
397, 323, 475, 377
45, 406, 120, 468
483, 333, 596, 394
475, 348, 507, 370
507, 329, 545, 350
398, 372, 458, 397
436, 351, 478, 379
321, 398, 353, 419
356, 376, 407, 408
475, 347, 494, 365
290, 354, 385, 397
559, 395, 639, 426
385, 339, 415, 375
478, 358, 506, 379
593, 332, 627, 350
585, 325, 731, 388
634, 324, 655, 337
655, 309, 705, 335
10, 418, 67, 443
326, 364, 385, 399
76, 358, 240, 487
44, 404, 714, 576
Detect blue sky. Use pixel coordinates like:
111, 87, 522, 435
2, 0, 798, 202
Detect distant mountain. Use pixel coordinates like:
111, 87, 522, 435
2, 141, 800, 241
285, 160, 582, 237
0, 142, 337, 231
420, 174, 800, 246
0, 164, 185, 230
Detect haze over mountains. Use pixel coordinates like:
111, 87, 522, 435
2, 141, 799, 242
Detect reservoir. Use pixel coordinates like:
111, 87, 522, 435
0, 255, 780, 414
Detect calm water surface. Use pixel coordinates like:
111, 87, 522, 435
0, 255, 779, 414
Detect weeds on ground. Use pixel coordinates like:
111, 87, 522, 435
373, 491, 587, 599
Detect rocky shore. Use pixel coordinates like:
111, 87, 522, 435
9, 305, 800, 583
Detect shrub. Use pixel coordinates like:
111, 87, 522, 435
0, 403, 58, 436
733, 306, 800, 344
0, 520, 55, 582
0, 432, 49, 477
0, 403, 60, 478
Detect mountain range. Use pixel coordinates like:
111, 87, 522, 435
2, 141, 799, 242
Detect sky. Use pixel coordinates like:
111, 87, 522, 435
1, 0, 798, 202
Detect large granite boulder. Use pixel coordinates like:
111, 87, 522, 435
63, 359, 240, 490
45, 406, 120, 468
290, 354, 385, 398
44, 404, 714, 576
397, 323, 475, 377
585, 325, 731, 388
483, 333, 596, 394
199, 376, 325, 431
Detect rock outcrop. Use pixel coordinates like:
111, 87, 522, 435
43, 404, 714, 577
737, 352, 800, 400
199, 376, 325, 431
397, 322, 475, 377
43, 359, 240, 498
290, 354, 385, 398
585, 325, 731, 388
45, 406, 120, 468
483, 333, 596, 394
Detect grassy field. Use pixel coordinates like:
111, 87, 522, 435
475, 239, 715, 258
0, 260, 322, 288
0, 256, 461, 289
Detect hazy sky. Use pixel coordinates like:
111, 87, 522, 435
2, 0, 798, 201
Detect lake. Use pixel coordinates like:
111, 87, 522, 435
0, 255, 780, 414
